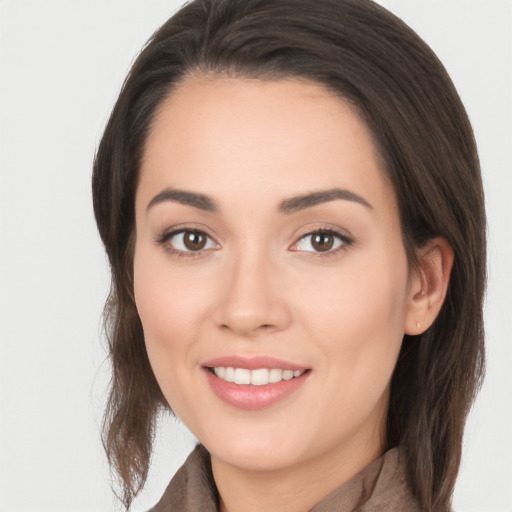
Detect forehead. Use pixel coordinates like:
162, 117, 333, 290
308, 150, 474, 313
138, 76, 395, 217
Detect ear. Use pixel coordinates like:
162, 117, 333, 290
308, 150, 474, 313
404, 237, 454, 335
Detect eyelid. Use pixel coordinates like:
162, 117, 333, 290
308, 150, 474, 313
155, 225, 220, 257
154, 223, 353, 258
289, 226, 354, 255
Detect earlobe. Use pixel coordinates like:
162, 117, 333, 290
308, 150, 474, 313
404, 237, 454, 335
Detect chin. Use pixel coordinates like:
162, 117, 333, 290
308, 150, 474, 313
192, 419, 299, 470
209, 439, 303, 472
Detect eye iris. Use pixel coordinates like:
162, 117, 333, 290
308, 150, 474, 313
311, 233, 334, 252
183, 231, 207, 251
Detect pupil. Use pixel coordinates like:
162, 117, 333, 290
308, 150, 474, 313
184, 231, 206, 251
312, 233, 334, 252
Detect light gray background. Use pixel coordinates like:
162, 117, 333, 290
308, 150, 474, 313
0, 1, 510, 511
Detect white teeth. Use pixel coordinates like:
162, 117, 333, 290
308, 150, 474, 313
224, 367, 235, 382
251, 368, 269, 386
269, 368, 283, 383
234, 368, 251, 385
214, 367, 226, 379
212, 367, 305, 385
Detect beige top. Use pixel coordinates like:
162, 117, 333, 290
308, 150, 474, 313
149, 445, 422, 511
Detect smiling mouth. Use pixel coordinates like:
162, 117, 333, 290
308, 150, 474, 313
208, 367, 307, 386
203, 361, 311, 409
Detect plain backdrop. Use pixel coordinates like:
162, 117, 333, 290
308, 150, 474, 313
0, 1, 511, 511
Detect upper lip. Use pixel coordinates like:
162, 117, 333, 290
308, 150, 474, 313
201, 355, 308, 371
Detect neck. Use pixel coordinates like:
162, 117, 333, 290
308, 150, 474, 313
211, 440, 385, 512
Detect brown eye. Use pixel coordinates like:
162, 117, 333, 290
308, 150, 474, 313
311, 233, 335, 252
183, 230, 207, 251
161, 229, 218, 254
291, 229, 349, 254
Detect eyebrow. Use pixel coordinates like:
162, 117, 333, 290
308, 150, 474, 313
279, 188, 372, 213
147, 188, 218, 212
146, 186, 372, 214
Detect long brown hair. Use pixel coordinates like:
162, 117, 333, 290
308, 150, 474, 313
92, 0, 486, 509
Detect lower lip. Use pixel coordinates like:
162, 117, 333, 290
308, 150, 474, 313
204, 369, 309, 410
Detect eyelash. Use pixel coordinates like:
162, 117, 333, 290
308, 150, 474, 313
291, 228, 354, 257
156, 227, 219, 259
155, 226, 354, 259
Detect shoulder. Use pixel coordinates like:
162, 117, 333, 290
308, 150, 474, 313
148, 445, 218, 512
311, 447, 423, 512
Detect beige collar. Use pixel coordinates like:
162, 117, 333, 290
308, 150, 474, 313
149, 444, 422, 512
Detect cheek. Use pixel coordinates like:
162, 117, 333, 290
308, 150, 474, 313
135, 269, 201, 348
133, 237, 214, 338
132, 244, 211, 400
303, 251, 407, 324
297, 249, 409, 393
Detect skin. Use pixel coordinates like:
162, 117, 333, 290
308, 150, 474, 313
133, 77, 452, 512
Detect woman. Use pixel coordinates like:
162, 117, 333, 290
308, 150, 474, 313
92, 0, 486, 510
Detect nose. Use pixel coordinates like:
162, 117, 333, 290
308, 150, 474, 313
212, 249, 292, 337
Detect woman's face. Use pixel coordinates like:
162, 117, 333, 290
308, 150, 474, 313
134, 77, 418, 474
